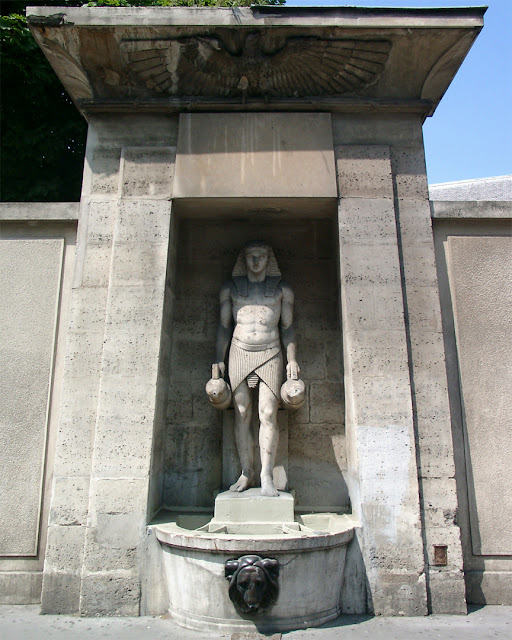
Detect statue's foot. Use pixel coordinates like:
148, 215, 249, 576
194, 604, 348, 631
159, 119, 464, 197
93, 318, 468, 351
229, 473, 253, 493
260, 474, 279, 497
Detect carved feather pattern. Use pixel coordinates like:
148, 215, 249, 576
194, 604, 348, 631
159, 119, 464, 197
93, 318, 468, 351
121, 33, 391, 98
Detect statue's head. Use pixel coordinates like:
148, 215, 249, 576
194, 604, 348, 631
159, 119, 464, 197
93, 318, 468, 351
244, 241, 270, 277
232, 242, 281, 280
225, 555, 279, 614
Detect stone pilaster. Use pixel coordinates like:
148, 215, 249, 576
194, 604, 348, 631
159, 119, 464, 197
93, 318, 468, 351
41, 115, 178, 615
336, 145, 428, 616
392, 144, 466, 614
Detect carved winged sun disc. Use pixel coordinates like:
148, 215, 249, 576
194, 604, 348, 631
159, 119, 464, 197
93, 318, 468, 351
121, 32, 391, 99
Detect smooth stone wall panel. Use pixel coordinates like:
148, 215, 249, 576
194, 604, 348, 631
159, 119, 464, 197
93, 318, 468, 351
0, 239, 63, 556
173, 113, 337, 199
447, 236, 512, 556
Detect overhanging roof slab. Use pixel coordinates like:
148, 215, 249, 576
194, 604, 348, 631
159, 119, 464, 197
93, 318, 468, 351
27, 6, 486, 119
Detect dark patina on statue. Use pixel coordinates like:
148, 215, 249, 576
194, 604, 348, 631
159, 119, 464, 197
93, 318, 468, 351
225, 555, 279, 614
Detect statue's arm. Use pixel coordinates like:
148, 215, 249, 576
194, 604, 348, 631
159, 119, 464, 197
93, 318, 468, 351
280, 282, 300, 379
215, 282, 233, 378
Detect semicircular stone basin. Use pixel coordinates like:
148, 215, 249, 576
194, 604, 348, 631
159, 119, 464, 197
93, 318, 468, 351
155, 510, 358, 634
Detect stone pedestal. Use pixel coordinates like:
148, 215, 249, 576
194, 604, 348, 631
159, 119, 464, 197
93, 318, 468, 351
210, 489, 296, 534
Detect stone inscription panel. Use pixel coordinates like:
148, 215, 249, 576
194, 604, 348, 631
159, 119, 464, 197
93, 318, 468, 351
0, 239, 64, 556
173, 113, 337, 199
447, 236, 512, 556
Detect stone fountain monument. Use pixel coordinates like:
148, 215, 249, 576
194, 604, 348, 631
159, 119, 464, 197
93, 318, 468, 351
157, 240, 356, 631
17, 3, 487, 631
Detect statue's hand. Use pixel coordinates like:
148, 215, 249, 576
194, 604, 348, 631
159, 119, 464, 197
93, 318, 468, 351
286, 361, 300, 380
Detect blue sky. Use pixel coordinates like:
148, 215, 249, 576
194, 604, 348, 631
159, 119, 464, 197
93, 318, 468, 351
286, 1, 512, 184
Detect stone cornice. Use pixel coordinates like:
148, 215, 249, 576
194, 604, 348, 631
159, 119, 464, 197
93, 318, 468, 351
26, 6, 487, 29
27, 6, 485, 119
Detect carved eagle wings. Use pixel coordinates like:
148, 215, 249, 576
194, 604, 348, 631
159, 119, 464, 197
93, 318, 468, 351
121, 33, 391, 99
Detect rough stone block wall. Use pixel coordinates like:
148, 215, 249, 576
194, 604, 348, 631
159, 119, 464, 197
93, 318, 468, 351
40, 114, 178, 616
392, 145, 466, 614
331, 113, 467, 615
164, 215, 347, 511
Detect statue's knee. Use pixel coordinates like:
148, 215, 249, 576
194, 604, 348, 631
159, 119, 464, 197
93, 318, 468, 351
236, 403, 250, 421
259, 405, 276, 423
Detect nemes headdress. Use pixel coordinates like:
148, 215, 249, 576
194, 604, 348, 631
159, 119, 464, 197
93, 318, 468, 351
232, 242, 281, 297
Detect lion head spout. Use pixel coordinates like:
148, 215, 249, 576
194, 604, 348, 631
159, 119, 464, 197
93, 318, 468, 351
225, 555, 279, 614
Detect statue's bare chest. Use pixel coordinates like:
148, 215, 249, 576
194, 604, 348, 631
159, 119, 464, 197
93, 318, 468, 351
231, 284, 282, 321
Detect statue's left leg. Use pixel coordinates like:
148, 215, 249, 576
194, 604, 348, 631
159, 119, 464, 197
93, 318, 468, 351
258, 382, 280, 497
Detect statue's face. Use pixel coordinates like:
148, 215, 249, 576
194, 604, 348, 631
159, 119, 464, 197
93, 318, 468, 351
245, 246, 269, 276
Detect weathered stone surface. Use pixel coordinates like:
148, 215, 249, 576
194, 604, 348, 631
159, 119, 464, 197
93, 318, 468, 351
400, 243, 440, 287
332, 114, 425, 147
87, 114, 179, 147
432, 199, 512, 218
309, 383, 344, 424
289, 423, 347, 510
428, 570, 467, 614
367, 571, 427, 616
336, 146, 393, 199
342, 283, 405, 332
48, 477, 90, 527
446, 236, 512, 555
139, 526, 169, 616
174, 113, 336, 199
44, 525, 85, 574
51, 409, 96, 478
0, 202, 79, 221
0, 239, 64, 556
27, 6, 484, 122
80, 243, 112, 287
41, 572, 82, 614
0, 572, 43, 605
338, 197, 397, 243
80, 573, 141, 617
89, 147, 121, 196
341, 242, 402, 287
39, 118, 178, 616
83, 512, 146, 573
337, 147, 427, 615
391, 146, 429, 200
163, 423, 222, 509
121, 146, 175, 198
351, 374, 414, 427
397, 193, 465, 614
465, 570, 512, 605
345, 329, 409, 377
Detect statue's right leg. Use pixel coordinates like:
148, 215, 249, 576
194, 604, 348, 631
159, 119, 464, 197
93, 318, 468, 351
230, 381, 254, 492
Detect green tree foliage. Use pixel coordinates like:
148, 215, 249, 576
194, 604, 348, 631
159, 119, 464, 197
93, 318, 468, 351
1, 5, 87, 201
0, 0, 284, 202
